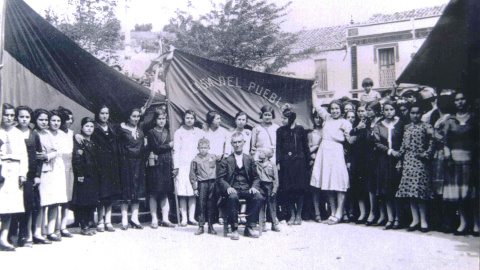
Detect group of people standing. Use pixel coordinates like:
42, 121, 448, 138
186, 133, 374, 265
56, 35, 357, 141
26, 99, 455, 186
0, 77, 478, 249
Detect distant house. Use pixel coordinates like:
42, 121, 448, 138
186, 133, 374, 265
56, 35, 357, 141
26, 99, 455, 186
284, 5, 446, 100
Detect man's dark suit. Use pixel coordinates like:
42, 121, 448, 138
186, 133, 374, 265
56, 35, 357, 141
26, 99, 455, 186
216, 153, 264, 231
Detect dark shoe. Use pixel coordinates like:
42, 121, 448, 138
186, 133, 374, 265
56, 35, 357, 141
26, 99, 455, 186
365, 220, 375, 226
472, 231, 479, 237
392, 223, 403, 230
195, 226, 204, 235
374, 219, 387, 226
208, 226, 217, 235
0, 242, 15, 251
105, 223, 116, 232
453, 229, 470, 236
356, 218, 367, 225
271, 224, 281, 232
188, 220, 199, 226
384, 221, 394, 230
120, 224, 128, 231
129, 220, 143, 229
406, 224, 420, 232
315, 215, 322, 223
33, 236, 52, 245
47, 234, 62, 242
244, 227, 259, 238
420, 227, 429, 233
230, 230, 239, 240
159, 221, 175, 228
61, 230, 73, 238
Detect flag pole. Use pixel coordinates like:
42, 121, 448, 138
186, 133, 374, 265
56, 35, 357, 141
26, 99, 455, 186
0, 0, 7, 110
164, 47, 181, 227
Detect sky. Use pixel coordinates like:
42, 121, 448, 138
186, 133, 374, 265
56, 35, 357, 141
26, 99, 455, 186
24, 0, 450, 32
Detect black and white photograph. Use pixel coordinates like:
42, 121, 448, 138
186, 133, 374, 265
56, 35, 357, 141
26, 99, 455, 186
0, 0, 478, 269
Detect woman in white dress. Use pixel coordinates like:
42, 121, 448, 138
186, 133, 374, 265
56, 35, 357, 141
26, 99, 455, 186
35, 109, 68, 242
251, 105, 280, 164
173, 110, 205, 226
55, 107, 75, 238
310, 92, 352, 225
0, 104, 28, 251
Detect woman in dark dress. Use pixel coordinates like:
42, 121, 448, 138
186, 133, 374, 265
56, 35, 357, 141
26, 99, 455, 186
72, 117, 100, 236
146, 109, 175, 228
443, 92, 479, 235
276, 108, 310, 225
373, 100, 404, 228
348, 103, 375, 224
91, 105, 122, 232
118, 108, 147, 230
364, 101, 383, 225
15, 106, 44, 247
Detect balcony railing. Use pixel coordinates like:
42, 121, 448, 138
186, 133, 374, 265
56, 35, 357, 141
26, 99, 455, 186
379, 67, 396, 88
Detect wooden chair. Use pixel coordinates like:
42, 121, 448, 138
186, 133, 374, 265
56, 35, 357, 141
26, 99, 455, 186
223, 199, 263, 237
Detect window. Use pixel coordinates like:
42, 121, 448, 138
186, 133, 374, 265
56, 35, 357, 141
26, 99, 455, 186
378, 48, 396, 87
315, 59, 328, 91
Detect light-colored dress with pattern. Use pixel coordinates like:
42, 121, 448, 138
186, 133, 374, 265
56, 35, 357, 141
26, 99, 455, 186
173, 126, 205, 196
310, 106, 352, 191
396, 122, 434, 200
38, 130, 68, 206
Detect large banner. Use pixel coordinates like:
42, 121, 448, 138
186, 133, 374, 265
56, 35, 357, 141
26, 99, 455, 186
165, 50, 314, 133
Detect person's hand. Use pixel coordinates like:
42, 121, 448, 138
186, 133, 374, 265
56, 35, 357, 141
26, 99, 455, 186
33, 177, 41, 187
169, 141, 174, 148
271, 192, 276, 197
344, 131, 351, 140
391, 150, 400, 158
194, 189, 199, 196
78, 176, 84, 183
347, 163, 351, 170
356, 121, 366, 130
74, 134, 85, 144
36, 152, 47, 160
249, 187, 259, 194
172, 169, 179, 178
19, 176, 26, 188
227, 187, 237, 194
444, 148, 451, 159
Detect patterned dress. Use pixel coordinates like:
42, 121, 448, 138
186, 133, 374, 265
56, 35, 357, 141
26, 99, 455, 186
396, 122, 434, 200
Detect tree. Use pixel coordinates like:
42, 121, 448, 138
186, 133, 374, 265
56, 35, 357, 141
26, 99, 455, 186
44, 0, 122, 59
134, 23, 153, 31
163, 0, 301, 74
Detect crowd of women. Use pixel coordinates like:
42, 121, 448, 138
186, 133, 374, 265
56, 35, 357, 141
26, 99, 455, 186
0, 78, 478, 251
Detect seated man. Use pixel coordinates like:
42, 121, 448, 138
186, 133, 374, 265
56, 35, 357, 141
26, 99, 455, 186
216, 132, 264, 240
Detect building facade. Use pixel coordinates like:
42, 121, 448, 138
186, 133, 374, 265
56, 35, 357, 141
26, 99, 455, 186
284, 5, 445, 100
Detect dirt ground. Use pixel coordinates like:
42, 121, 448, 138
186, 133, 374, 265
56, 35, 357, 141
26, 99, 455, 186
1, 221, 478, 270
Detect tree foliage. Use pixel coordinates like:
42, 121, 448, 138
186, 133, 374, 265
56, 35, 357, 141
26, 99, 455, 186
163, 0, 299, 74
134, 23, 153, 31
44, 0, 122, 58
